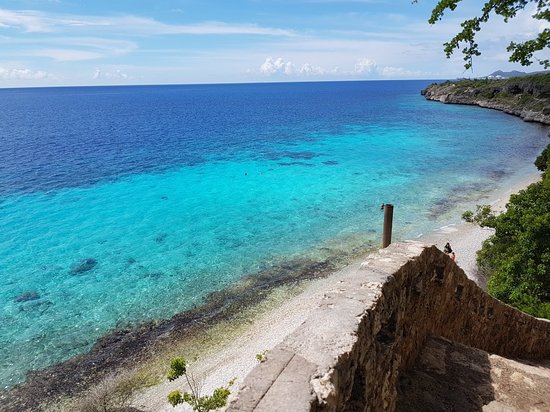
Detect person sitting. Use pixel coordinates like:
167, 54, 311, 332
443, 242, 452, 254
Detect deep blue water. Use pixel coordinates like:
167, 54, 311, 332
0, 80, 547, 389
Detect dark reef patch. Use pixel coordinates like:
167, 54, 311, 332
142, 271, 163, 279
154, 233, 168, 243
0, 242, 374, 412
277, 161, 314, 167
427, 182, 492, 219
69, 258, 97, 275
265, 150, 321, 161
486, 169, 508, 180
322, 160, 339, 165
18, 300, 53, 314
14, 291, 40, 303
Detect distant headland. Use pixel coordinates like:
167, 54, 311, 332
422, 72, 550, 125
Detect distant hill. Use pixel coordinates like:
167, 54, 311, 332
488, 70, 528, 78
488, 69, 550, 78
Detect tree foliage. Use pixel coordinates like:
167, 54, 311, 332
464, 144, 550, 318
423, 0, 550, 70
535, 143, 550, 171
166, 357, 235, 412
462, 205, 496, 226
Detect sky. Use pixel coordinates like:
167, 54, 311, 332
0, 0, 549, 87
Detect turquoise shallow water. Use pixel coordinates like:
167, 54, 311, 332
0, 81, 548, 389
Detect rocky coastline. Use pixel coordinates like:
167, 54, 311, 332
422, 73, 550, 125
0, 246, 365, 411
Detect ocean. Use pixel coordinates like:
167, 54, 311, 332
0, 80, 547, 389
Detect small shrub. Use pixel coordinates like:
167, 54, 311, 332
167, 357, 235, 412
462, 205, 495, 227
255, 350, 268, 363
462, 210, 474, 222
535, 144, 550, 172
167, 358, 187, 382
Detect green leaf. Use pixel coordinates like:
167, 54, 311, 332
167, 390, 183, 406
167, 358, 187, 381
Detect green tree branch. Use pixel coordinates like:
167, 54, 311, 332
421, 0, 550, 69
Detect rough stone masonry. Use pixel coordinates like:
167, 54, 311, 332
227, 241, 550, 412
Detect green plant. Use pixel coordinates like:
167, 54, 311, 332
420, 0, 550, 70
167, 357, 235, 412
475, 175, 550, 318
255, 350, 268, 363
461, 204, 495, 227
535, 143, 550, 172
461, 210, 473, 222
456, 142, 550, 319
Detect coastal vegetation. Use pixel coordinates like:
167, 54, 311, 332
463, 144, 550, 318
167, 358, 235, 411
426, 73, 550, 319
422, 72, 550, 124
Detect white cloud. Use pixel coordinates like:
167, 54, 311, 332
0, 9, 51, 32
259, 57, 331, 77
152, 20, 294, 36
0, 66, 51, 80
5, 37, 138, 62
257, 56, 435, 80
354, 58, 377, 74
0, 9, 294, 36
380, 66, 429, 78
92, 69, 129, 80
31, 49, 102, 61
299, 63, 325, 75
260, 57, 295, 75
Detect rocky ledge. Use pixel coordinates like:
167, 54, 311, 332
422, 73, 550, 124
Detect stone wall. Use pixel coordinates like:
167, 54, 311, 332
227, 241, 550, 412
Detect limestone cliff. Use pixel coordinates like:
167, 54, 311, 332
422, 73, 550, 124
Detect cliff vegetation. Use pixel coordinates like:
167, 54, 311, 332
473, 156, 550, 318
422, 73, 550, 124
426, 74, 550, 318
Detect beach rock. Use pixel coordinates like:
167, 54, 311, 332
15, 291, 40, 303
69, 258, 97, 275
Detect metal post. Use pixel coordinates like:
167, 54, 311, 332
382, 204, 394, 248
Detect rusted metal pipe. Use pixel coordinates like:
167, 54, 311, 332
382, 204, 394, 248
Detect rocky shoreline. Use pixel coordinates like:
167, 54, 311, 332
0, 245, 368, 411
422, 73, 550, 125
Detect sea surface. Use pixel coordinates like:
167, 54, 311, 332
0, 80, 547, 389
